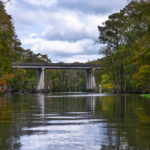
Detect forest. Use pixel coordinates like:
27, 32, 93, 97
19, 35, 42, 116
0, 0, 150, 93
97, 0, 150, 93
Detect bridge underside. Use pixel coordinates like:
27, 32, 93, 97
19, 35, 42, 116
13, 63, 100, 92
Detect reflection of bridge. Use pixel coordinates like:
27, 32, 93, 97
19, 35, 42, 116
37, 94, 97, 114
12, 63, 101, 92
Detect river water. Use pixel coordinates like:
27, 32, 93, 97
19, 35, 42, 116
0, 93, 150, 150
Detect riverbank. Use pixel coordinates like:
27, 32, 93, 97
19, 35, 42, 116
141, 94, 150, 98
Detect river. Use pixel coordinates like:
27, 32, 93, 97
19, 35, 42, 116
0, 93, 150, 150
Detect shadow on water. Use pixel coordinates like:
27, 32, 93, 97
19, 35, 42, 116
0, 93, 150, 149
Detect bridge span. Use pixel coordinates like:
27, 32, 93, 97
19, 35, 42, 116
12, 63, 101, 92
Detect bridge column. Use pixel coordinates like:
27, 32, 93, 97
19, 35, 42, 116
36, 67, 45, 91
86, 69, 96, 92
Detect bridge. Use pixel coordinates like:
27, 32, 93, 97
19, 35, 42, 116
12, 63, 101, 92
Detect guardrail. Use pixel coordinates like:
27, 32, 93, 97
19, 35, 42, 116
12, 63, 101, 70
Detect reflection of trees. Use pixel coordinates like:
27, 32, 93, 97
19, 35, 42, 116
0, 95, 39, 150
98, 95, 129, 149
47, 95, 150, 149
99, 95, 150, 149
46, 96, 97, 114
45, 96, 89, 113
0, 96, 21, 150
1, 94, 150, 149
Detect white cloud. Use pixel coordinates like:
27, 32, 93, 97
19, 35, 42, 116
55, 54, 102, 63
5, 0, 128, 62
43, 11, 107, 41
22, 36, 99, 53
21, 36, 101, 62
22, 37, 84, 54
7, 4, 107, 41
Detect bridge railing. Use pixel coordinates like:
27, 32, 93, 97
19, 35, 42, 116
12, 62, 101, 69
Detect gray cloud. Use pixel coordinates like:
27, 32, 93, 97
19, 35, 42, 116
17, 0, 127, 14
57, 0, 127, 14
43, 13, 106, 41
6, 0, 128, 62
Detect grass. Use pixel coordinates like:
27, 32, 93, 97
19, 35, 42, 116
141, 94, 150, 98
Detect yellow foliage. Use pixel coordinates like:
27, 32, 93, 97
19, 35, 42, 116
101, 74, 114, 92
103, 83, 114, 90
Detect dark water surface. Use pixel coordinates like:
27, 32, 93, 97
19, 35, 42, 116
0, 93, 150, 150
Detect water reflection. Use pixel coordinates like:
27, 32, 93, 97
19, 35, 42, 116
0, 94, 150, 149
86, 96, 96, 113
37, 94, 45, 115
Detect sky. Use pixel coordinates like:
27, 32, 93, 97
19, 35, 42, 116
6, 0, 128, 63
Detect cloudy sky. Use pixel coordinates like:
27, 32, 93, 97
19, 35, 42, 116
6, 0, 128, 63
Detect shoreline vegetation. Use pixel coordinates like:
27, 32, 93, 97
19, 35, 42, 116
0, 0, 150, 94
141, 94, 150, 98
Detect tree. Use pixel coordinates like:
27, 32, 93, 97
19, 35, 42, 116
98, 0, 150, 93
0, 1, 51, 93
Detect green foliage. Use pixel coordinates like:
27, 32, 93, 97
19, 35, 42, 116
98, 0, 150, 93
46, 70, 86, 92
141, 94, 150, 98
100, 74, 113, 92
0, 1, 51, 93
134, 65, 150, 92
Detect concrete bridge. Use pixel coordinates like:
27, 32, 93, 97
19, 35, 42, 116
12, 63, 101, 92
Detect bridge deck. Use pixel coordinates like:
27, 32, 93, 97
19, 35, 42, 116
12, 63, 101, 70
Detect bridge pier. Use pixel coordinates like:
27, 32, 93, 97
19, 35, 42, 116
36, 68, 45, 92
86, 69, 96, 92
